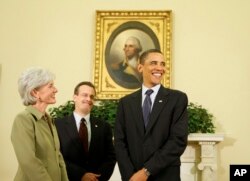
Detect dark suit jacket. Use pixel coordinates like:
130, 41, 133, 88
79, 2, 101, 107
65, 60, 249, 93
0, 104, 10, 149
114, 85, 188, 181
55, 114, 116, 181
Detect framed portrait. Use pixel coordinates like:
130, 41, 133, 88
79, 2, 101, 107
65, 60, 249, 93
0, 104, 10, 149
93, 10, 172, 99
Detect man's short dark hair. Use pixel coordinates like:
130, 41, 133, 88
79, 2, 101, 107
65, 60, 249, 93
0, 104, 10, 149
74, 81, 96, 95
139, 49, 163, 64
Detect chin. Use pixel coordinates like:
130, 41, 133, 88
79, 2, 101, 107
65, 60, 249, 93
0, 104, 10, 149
151, 80, 161, 85
49, 101, 56, 104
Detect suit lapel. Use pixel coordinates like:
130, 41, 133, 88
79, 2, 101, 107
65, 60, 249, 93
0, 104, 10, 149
89, 117, 99, 151
130, 89, 145, 137
89, 116, 101, 153
64, 115, 82, 147
145, 86, 170, 135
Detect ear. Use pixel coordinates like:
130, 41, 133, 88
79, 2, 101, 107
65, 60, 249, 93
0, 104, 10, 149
137, 64, 143, 73
31, 89, 38, 98
73, 94, 77, 101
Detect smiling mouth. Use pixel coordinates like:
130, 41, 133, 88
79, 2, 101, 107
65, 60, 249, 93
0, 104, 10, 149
82, 102, 93, 106
152, 72, 162, 77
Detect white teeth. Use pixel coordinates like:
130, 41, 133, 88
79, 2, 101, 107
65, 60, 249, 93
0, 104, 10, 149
153, 73, 161, 77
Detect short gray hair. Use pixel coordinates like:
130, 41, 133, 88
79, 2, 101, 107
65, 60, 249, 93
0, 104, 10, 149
126, 36, 142, 52
18, 67, 55, 106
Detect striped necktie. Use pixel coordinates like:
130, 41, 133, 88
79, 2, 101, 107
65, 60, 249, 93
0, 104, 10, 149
142, 89, 154, 127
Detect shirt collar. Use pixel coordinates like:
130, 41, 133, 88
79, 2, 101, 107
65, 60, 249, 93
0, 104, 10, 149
26, 105, 45, 121
142, 84, 161, 95
73, 112, 90, 124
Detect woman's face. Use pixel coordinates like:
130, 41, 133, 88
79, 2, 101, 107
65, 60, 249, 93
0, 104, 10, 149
34, 81, 58, 105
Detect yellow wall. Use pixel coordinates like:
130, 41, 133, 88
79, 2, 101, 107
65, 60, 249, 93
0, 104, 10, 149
1, 0, 250, 180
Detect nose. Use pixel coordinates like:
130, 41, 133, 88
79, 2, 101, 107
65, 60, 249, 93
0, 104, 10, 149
86, 95, 94, 102
86, 96, 91, 101
156, 63, 166, 72
156, 63, 163, 69
54, 87, 58, 93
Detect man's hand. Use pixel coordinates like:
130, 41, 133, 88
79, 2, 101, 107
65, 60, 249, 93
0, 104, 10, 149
129, 169, 148, 181
81, 172, 101, 181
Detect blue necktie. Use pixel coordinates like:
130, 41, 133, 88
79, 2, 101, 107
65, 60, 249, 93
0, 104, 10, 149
143, 89, 154, 127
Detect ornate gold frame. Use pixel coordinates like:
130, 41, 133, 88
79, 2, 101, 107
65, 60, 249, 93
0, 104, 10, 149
93, 10, 172, 99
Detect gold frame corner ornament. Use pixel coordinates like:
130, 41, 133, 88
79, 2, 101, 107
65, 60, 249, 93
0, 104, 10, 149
93, 10, 172, 100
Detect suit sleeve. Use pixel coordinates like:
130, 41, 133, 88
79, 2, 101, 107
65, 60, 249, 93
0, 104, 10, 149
11, 113, 52, 181
63, 158, 86, 180
55, 118, 87, 181
97, 122, 116, 180
145, 92, 189, 176
114, 99, 135, 180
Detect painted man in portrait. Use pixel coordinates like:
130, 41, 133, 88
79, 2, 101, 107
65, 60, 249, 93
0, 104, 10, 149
110, 36, 142, 88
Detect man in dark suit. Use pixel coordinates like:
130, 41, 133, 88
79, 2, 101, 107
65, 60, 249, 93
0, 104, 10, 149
55, 81, 116, 181
114, 49, 188, 181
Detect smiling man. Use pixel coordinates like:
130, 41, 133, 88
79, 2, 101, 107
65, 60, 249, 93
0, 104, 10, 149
55, 81, 116, 181
114, 49, 189, 181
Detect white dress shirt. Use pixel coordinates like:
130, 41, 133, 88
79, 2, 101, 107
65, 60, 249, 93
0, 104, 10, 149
73, 112, 91, 147
142, 84, 161, 109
